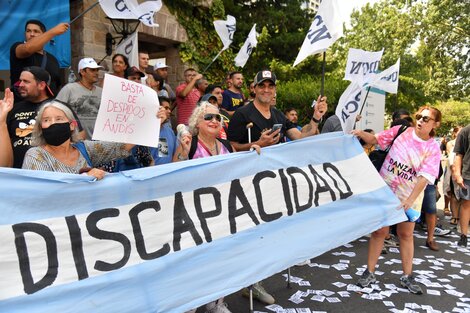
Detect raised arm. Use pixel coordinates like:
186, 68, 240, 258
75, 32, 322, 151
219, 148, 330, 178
15, 23, 69, 58
0, 89, 14, 167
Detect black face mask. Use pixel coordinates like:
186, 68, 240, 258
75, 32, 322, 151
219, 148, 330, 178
42, 122, 72, 146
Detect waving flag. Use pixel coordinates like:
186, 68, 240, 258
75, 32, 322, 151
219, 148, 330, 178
116, 32, 139, 68
99, 0, 162, 27
364, 58, 401, 94
344, 48, 384, 85
235, 24, 258, 68
335, 82, 364, 134
214, 15, 236, 51
294, 0, 343, 66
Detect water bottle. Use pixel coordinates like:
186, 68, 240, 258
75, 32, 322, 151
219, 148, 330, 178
68, 68, 76, 84
405, 207, 421, 222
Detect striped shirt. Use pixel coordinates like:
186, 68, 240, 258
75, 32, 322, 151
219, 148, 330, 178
22, 141, 130, 174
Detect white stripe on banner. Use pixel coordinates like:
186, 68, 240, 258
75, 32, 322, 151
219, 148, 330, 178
0, 133, 405, 313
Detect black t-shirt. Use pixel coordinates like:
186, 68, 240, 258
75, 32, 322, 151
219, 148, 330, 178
10, 42, 62, 95
454, 124, 470, 180
7, 98, 83, 168
227, 101, 296, 144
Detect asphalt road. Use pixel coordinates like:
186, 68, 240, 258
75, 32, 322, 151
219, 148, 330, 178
224, 210, 470, 313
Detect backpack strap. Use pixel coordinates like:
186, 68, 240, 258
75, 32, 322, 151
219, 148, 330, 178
72, 141, 93, 167
188, 136, 233, 159
188, 135, 199, 160
385, 125, 408, 153
216, 137, 233, 153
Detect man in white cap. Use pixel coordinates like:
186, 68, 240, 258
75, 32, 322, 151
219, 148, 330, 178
154, 62, 175, 101
56, 57, 103, 138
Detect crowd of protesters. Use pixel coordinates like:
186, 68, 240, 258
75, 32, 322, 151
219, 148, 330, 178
0, 18, 469, 313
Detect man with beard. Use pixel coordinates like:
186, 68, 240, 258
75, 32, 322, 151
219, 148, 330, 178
222, 71, 245, 117
227, 70, 327, 305
56, 57, 103, 138
1, 67, 82, 168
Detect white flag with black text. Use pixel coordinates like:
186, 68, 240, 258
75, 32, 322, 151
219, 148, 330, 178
294, 0, 343, 66
214, 15, 236, 51
116, 32, 139, 68
335, 82, 363, 134
344, 48, 384, 85
99, 0, 162, 27
364, 58, 401, 94
235, 24, 257, 68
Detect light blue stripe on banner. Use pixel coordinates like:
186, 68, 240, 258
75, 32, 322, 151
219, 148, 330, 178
0, 133, 364, 225
0, 186, 403, 313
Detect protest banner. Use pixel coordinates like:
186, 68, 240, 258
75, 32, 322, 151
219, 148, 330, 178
92, 74, 160, 147
344, 48, 384, 85
234, 24, 258, 68
0, 133, 405, 313
293, 0, 343, 67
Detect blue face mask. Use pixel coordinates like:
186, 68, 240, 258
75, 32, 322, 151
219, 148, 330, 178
42, 122, 71, 146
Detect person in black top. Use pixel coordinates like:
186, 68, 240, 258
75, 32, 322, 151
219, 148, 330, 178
227, 70, 328, 151
3, 67, 83, 168
10, 19, 69, 98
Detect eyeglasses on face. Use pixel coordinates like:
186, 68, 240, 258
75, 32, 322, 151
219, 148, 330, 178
203, 113, 222, 122
415, 114, 434, 123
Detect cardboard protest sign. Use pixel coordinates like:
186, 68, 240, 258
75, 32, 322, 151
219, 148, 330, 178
92, 74, 160, 148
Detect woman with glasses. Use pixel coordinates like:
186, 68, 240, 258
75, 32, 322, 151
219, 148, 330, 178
172, 102, 259, 313
173, 102, 237, 162
352, 106, 442, 295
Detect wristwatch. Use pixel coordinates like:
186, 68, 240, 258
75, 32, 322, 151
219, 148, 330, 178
311, 115, 322, 124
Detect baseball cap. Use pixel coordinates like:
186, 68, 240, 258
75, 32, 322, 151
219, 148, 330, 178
23, 66, 54, 97
253, 70, 277, 86
125, 66, 145, 78
201, 93, 217, 103
78, 58, 103, 71
154, 62, 170, 70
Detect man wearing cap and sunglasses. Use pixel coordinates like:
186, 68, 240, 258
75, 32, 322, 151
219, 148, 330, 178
56, 57, 104, 139
227, 70, 327, 151
1, 66, 83, 168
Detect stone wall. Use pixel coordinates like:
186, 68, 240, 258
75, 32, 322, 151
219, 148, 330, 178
70, 0, 188, 87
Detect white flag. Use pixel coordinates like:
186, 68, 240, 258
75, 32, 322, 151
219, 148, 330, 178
365, 58, 401, 94
99, 0, 162, 27
234, 24, 257, 68
293, 0, 343, 67
335, 82, 363, 134
344, 48, 384, 85
116, 32, 139, 68
214, 15, 236, 51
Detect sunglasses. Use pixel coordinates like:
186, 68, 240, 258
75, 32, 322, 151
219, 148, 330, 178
415, 114, 434, 123
203, 113, 222, 122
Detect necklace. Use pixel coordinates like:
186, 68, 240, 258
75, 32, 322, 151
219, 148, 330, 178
78, 80, 94, 91
198, 137, 219, 156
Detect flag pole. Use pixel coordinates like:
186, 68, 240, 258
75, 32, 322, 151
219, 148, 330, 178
202, 49, 224, 74
320, 51, 326, 97
70, 1, 100, 25
358, 86, 371, 115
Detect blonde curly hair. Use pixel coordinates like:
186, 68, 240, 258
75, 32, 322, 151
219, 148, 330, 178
187, 101, 221, 136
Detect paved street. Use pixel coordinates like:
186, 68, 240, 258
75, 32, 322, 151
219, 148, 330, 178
225, 208, 470, 313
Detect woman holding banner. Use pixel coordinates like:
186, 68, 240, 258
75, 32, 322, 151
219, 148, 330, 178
22, 101, 135, 180
352, 106, 442, 295
173, 102, 259, 313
